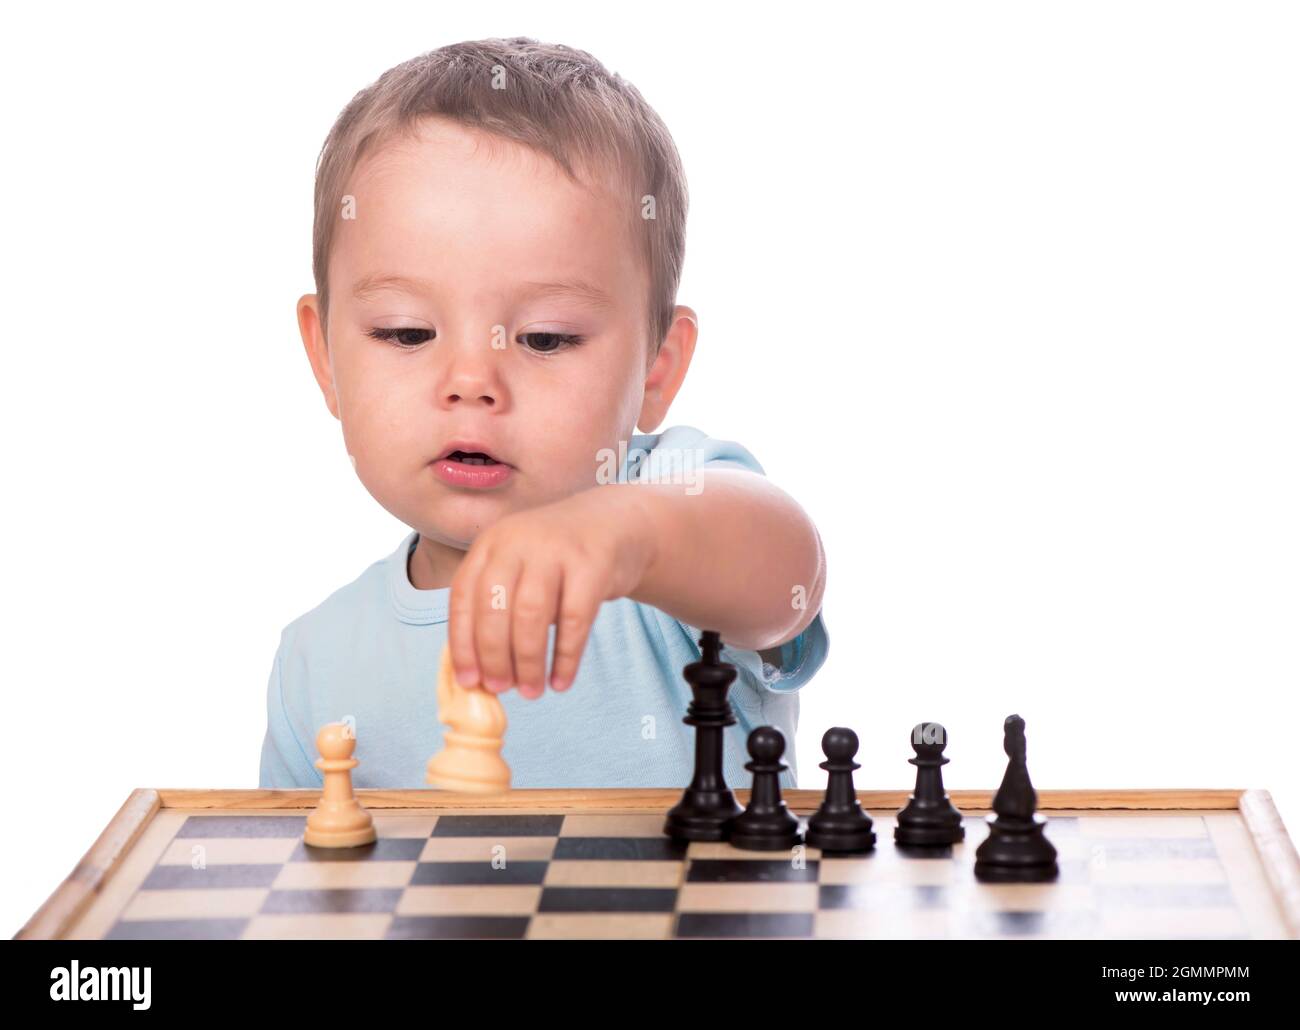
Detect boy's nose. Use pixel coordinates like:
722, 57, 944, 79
441, 363, 502, 408
435, 326, 510, 407
447, 388, 497, 407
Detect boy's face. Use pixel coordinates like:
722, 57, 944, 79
299, 116, 692, 553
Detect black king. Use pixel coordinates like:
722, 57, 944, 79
664, 630, 744, 841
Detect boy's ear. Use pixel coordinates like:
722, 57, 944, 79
637, 305, 698, 434
297, 294, 340, 421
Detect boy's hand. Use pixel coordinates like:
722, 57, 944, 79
448, 486, 657, 699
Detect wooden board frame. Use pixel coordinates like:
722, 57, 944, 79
16, 787, 1300, 940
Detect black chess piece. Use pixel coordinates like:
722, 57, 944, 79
974, 714, 1058, 882
664, 631, 744, 842
804, 727, 876, 853
894, 722, 965, 847
728, 727, 802, 851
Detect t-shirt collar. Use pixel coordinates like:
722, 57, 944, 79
388, 529, 450, 625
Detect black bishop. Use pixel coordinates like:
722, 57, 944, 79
974, 714, 1059, 882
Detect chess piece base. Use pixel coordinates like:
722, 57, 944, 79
894, 820, 965, 847
973, 861, 1059, 883
304, 823, 377, 848
805, 826, 876, 853
664, 792, 743, 842
304, 803, 376, 849
426, 734, 511, 794
426, 769, 510, 794
729, 810, 802, 851
729, 830, 802, 850
806, 797, 877, 853
895, 791, 966, 847
974, 812, 1059, 881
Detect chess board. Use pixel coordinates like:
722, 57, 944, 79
18, 788, 1299, 940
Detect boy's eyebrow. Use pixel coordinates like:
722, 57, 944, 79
351, 273, 438, 301
351, 273, 613, 309
518, 278, 614, 310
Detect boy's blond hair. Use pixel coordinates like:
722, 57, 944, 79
311, 37, 688, 359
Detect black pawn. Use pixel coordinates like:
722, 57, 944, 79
664, 631, 744, 842
729, 727, 802, 851
805, 727, 876, 853
974, 714, 1058, 882
895, 722, 965, 847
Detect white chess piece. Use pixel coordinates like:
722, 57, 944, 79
426, 644, 511, 793
304, 722, 376, 847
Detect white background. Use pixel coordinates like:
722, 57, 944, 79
3, 0, 1296, 936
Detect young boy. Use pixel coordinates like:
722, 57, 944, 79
259, 37, 830, 791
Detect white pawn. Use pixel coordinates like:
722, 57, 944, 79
304, 721, 377, 848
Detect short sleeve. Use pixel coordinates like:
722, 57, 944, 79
258, 637, 321, 788
747, 608, 830, 693
679, 608, 830, 696
628, 424, 766, 482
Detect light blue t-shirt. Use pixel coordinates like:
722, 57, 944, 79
258, 425, 830, 791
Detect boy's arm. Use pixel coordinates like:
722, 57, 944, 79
621, 467, 827, 652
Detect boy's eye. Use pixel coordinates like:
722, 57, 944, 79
367, 327, 435, 348
365, 327, 584, 353
520, 332, 584, 353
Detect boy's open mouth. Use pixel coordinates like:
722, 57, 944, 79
441, 449, 503, 466
431, 443, 514, 489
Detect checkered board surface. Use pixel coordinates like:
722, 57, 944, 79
63, 805, 1291, 939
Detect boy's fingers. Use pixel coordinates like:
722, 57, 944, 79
511, 565, 559, 700
475, 556, 521, 694
548, 566, 602, 692
447, 561, 482, 688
